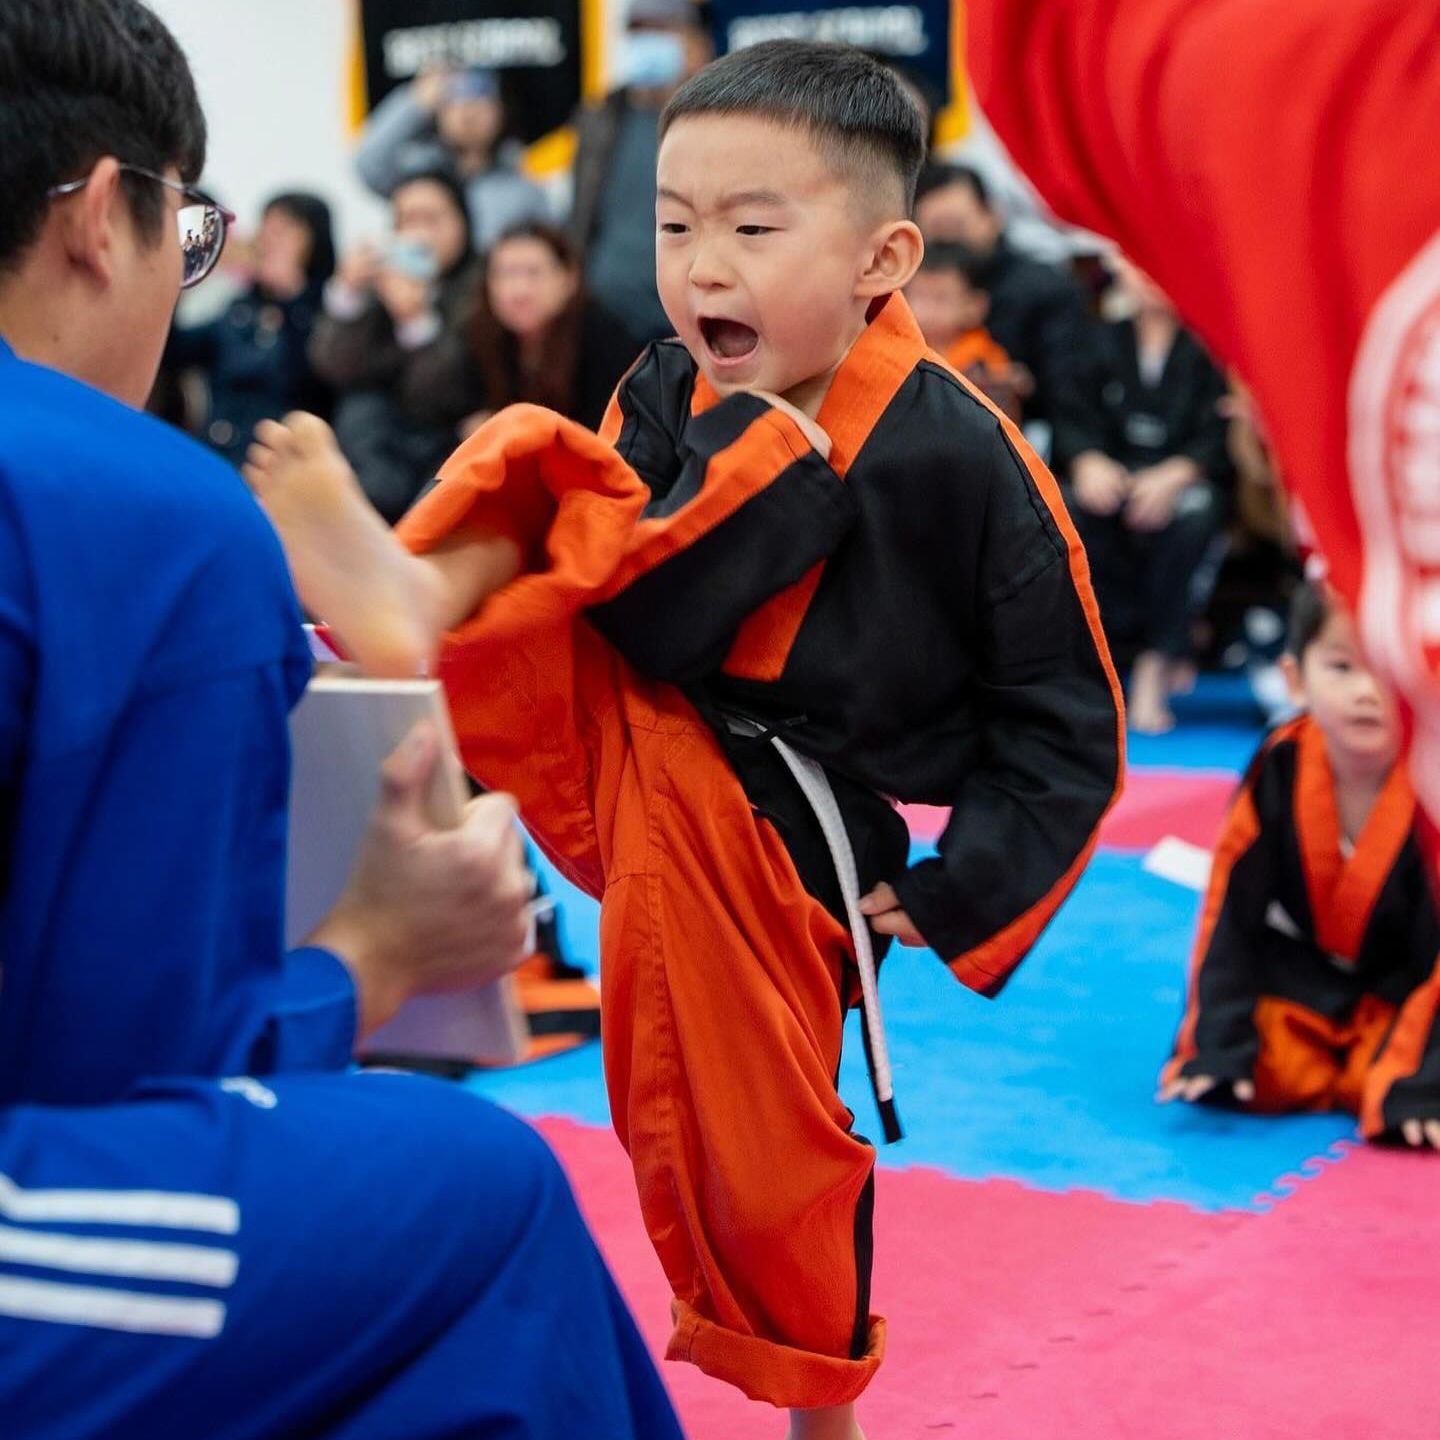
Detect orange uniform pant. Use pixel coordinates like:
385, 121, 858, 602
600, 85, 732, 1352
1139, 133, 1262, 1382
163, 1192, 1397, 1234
595, 680, 883, 1407
399, 413, 885, 1407
1251, 995, 1397, 1116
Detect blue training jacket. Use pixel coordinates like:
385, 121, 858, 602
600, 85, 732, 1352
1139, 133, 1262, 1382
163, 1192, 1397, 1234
0, 336, 356, 1105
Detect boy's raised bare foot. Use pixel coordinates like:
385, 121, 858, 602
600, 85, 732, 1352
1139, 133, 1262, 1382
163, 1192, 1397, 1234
788, 1404, 865, 1440
244, 413, 442, 677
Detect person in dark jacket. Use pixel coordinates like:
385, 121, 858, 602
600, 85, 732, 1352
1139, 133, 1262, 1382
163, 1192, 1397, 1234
914, 161, 1087, 428
309, 168, 482, 523
464, 222, 641, 432
166, 192, 335, 466
1053, 257, 1233, 733
566, 0, 710, 344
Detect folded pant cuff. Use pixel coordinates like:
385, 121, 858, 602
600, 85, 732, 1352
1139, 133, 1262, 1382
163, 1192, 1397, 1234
666, 1299, 885, 1409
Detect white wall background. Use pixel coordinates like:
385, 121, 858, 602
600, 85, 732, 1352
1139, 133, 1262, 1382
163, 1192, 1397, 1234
146, 0, 389, 249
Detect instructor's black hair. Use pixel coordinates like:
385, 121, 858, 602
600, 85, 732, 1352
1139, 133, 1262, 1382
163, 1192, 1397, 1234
0, 0, 206, 275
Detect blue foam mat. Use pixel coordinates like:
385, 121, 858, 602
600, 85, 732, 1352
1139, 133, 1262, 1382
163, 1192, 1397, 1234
470, 846, 1352, 1211
1126, 724, 1265, 774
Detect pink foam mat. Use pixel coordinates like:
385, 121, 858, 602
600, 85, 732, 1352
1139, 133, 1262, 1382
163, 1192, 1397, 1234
535, 1117, 1440, 1440
903, 768, 1238, 852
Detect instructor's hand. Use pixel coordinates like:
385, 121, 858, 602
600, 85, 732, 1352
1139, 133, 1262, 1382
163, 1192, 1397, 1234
858, 882, 926, 947
307, 721, 534, 1038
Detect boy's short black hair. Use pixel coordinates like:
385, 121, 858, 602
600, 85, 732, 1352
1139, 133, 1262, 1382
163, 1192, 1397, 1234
915, 162, 991, 211
1286, 581, 1334, 659
918, 241, 991, 293
659, 41, 927, 215
0, 0, 206, 276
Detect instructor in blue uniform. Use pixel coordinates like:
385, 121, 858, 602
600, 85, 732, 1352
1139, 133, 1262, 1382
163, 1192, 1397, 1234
0, 3, 682, 1436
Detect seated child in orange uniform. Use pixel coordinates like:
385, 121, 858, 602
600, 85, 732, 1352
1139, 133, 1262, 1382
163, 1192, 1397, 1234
1161, 582, 1440, 1146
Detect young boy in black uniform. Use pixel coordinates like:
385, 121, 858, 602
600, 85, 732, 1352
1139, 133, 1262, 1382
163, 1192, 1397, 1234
246, 41, 1124, 1439
1161, 583, 1440, 1145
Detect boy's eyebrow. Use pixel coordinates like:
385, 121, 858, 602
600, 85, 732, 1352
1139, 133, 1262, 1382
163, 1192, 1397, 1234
717, 188, 788, 209
656, 185, 789, 210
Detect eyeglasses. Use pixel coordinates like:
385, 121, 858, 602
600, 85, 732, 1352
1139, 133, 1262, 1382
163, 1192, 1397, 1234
47, 163, 236, 289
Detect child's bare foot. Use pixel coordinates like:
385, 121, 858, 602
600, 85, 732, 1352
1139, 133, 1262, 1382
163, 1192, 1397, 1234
788, 1404, 865, 1440
1128, 650, 1176, 735
244, 413, 442, 677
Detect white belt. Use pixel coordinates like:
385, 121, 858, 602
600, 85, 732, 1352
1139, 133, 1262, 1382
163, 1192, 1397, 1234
726, 717, 902, 1142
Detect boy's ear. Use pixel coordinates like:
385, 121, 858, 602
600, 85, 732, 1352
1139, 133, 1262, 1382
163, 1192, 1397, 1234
856, 219, 924, 299
1279, 653, 1306, 709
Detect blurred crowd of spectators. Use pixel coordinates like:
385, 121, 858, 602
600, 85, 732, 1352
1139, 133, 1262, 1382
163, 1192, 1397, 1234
155, 0, 1300, 732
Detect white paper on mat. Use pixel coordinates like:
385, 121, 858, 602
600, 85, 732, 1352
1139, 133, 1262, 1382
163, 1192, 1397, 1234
1142, 835, 1213, 893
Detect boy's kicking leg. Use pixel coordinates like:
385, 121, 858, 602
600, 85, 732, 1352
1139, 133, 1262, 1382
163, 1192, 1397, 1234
246, 412, 886, 1429
594, 687, 884, 1428
242, 414, 520, 679
789, 1405, 865, 1439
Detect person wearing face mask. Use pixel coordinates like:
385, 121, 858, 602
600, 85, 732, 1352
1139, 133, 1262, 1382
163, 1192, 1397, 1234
309, 168, 484, 523
165, 192, 336, 467
567, 0, 712, 344
355, 67, 550, 252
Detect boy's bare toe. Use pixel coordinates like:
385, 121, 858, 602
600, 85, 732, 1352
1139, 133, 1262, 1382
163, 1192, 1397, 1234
241, 453, 273, 495
281, 411, 338, 458
251, 418, 291, 453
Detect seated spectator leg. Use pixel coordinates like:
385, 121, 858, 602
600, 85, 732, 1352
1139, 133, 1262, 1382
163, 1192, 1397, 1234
0, 1072, 680, 1440
1128, 482, 1221, 731
1250, 997, 1346, 1113
1067, 502, 1142, 657
1140, 481, 1221, 667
